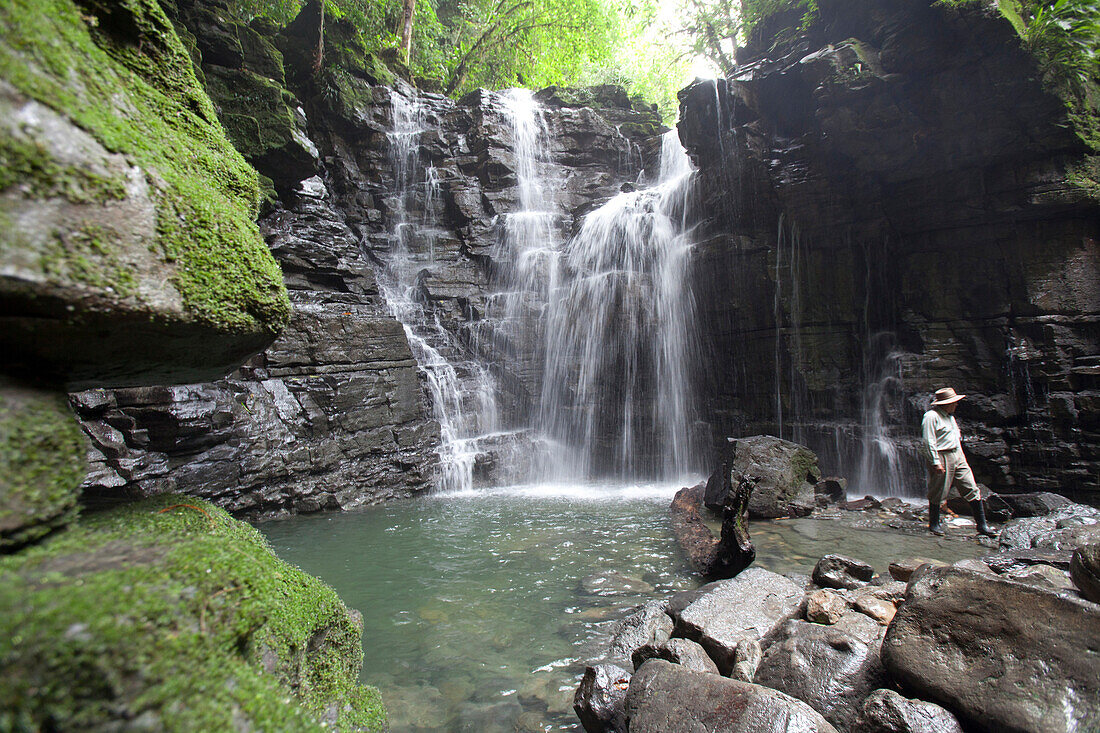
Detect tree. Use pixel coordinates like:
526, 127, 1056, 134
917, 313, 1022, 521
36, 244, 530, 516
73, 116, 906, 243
400, 0, 417, 61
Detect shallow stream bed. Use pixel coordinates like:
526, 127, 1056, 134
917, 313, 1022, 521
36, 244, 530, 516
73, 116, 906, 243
258, 484, 984, 732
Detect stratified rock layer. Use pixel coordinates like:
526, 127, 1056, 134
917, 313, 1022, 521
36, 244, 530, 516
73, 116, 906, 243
680, 0, 1100, 503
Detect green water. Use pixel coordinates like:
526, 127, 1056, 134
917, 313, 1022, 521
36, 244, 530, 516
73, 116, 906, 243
258, 484, 983, 732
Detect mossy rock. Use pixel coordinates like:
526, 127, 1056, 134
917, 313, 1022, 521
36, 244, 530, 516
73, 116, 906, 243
0, 495, 386, 731
0, 0, 290, 388
0, 378, 86, 552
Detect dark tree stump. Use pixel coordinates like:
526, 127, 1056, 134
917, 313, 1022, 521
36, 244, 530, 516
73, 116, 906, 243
670, 473, 755, 579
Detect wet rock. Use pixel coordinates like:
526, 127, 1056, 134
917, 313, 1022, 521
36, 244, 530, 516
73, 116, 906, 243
882, 566, 1100, 732
668, 567, 803, 674
815, 477, 848, 504
998, 492, 1072, 518
812, 554, 875, 590
625, 659, 838, 733
730, 638, 762, 682
998, 504, 1100, 552
607, 601, 673, 669
632, 638, 719, 675
855, 689, 964, 733
981, 548, 1073, 573
573, 664, 630, 733
754, 620, 888, 732
851, 593, 896, 626
805, 589, 848, 625
727, 436, 821, 519
889, 558, 943, 582
1004, 563, 1075, 591
1070, 544, 1100, 603
842, 496, 882, 512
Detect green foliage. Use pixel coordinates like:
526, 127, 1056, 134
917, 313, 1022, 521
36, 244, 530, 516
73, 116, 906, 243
1022, 0, 1100, 87
0, 495, 386, 731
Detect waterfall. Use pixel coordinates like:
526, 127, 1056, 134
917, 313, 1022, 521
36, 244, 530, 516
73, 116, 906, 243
853, 336, 908, 496
380, 89, 502, 493
538, 130, 701, 480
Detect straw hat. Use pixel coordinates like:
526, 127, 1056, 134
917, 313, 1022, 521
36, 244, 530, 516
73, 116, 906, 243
931, 387, 965, 406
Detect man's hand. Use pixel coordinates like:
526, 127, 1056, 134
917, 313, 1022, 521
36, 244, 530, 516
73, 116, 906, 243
932, 464, 945, 476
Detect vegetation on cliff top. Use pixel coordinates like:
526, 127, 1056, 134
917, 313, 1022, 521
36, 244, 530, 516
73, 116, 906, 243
0, 495, 384, 731
0, 0, 290, 333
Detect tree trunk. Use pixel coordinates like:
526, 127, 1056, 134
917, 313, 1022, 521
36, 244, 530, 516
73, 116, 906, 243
312, 0, 325, 73
400, 0, 416, 62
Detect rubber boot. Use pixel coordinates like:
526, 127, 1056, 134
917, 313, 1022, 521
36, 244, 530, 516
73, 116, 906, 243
970, 499, 997, 537
928, 501, 945, 536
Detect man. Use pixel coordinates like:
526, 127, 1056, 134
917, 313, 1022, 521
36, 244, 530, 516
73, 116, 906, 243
921, 387, 996, 537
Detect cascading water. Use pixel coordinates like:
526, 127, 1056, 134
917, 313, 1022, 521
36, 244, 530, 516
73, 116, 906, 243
539, 130, 701, 480
381, 89, 502, 493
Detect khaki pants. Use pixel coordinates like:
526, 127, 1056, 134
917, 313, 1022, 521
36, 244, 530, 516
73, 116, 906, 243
927, 446, 980, 504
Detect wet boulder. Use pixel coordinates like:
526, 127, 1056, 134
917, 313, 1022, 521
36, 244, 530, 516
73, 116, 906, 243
882, 566, 1100, 732
606, 601, 673, 669
1070, 543, 1100, 603
998, 491, 1072, 518
625, 659, 838, 733
754, 619, 888, 732
668, 567, 803, 674
805, 589, 848, 624
631, 638, 719, 675
998, 503, 1100, 552
573, 664, 631, 733
725, 436, 821, 518
671, 479, 755, 579
888, 558, 944, 582
855, 689, 964, 733
812, 554, 875, 590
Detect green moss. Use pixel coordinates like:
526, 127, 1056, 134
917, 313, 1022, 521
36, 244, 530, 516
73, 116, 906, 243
788, 447, 821, 495
204, 68, 298, 160
0, 382, 85, 551
0, 135, 128, 203
0, 0, 290, 333
40, 222, 139, 295
0, 495, 385, 731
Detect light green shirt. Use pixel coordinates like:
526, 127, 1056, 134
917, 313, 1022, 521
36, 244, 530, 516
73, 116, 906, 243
921, 408, 960, 468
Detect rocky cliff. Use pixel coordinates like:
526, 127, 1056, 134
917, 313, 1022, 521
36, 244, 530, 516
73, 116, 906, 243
72, 0, 665, 513
679, 0, 1099, 503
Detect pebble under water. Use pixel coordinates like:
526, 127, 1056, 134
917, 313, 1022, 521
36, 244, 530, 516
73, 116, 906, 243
258, 484, 984, 732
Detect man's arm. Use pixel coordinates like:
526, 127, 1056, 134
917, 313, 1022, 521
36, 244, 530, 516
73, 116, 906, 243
921, 412, 943, 471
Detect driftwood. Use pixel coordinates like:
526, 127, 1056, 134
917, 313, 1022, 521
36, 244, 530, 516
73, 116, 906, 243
670, 473, 755, 579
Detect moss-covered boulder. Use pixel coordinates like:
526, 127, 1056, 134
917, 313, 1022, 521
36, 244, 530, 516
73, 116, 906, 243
0, 378, 87, 551
0, 0, 291, 389
0, 495, 385, 731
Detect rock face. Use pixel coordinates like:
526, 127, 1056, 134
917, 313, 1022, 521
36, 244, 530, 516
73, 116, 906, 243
812, 554, 875, 590
0, 0, 290, 388
625, 660, 839, 733
855, 690, 964, 733
67, 0, 665, 514
754, 619, 889, 732
680, 0, 1100, 504
573, 664, 631, 733
668, 567, 803, 674
882, 565, 1100, 732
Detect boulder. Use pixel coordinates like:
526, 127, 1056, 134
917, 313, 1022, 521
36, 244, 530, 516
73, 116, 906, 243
812, 554, 875, 590
882, 566, 1100, 732
573, 664, 631, 733
815, 476, 848, 504
998, 492, 1072, 518
754, 620, 889, 732
727, 436, 821, 518
889, 558, 944, 582
730, 638, 762, 682
998, 504, 1100, 552
0, 0, 290, 387
631, 638, 719, 675
806, 589, 848, 624
855, 689, 964, 733
668, 567, 803, 674
625, 659, 838, 733
606, 601, 673, 669
1070, 544, 1100, 603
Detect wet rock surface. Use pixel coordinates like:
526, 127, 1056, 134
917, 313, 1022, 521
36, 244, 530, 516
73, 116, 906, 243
812, 554, 875, 590
625, 660, 839, 733
754, 619, 889, 732
882, 565, 1100, 732
728, 436, 821, 518
855, 689, 964, 733
574, 664, 631, 733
